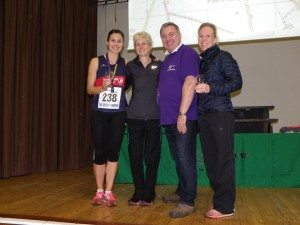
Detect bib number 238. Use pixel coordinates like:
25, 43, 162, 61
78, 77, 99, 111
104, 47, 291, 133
98, 87, 121, 109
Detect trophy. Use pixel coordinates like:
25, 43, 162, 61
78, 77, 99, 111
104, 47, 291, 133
197, 74, 204, 84
108, 71, 115, 93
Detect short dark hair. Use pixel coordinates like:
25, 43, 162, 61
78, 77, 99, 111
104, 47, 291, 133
160, 22, 181, 35
107, 29, 124, 42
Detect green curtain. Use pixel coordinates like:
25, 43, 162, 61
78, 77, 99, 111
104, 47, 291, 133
116, 133, 300, 187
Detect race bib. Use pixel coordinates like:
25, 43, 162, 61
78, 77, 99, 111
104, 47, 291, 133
98, 87, 121, 109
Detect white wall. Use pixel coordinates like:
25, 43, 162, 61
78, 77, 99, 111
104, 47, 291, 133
97, 3, 300, 132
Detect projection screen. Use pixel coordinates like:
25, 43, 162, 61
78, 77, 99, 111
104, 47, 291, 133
128, 0, 300, 49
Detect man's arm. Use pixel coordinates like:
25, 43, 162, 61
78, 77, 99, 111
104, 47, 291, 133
177, 75, 197, 134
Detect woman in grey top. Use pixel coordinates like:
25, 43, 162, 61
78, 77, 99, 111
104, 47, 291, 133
126, 31, 161, 206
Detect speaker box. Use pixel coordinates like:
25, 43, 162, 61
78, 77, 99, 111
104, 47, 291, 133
233, 108, 269, 119
233, 106, 274, 133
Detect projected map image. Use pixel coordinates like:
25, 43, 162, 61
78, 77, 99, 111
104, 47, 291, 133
128, 0, 300, 49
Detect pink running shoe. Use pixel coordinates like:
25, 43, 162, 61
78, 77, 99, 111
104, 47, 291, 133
91, 191, 105, 205
102, 192, 117, 207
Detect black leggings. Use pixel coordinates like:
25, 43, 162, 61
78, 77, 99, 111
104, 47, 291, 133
91, 110, 127, 165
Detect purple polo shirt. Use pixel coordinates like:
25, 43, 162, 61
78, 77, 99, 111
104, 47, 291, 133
158, 44, 200, 125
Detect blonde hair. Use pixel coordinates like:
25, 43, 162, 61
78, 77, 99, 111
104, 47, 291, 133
133, 31, 153, 47
198, 22, 219, 44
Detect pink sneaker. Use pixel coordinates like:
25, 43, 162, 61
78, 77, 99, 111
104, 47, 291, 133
205, 209, 234, 219
91, 191, 105, 205
102, 192, 117, 207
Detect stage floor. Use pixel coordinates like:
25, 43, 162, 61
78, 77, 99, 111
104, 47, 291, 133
0, 168, 299, 225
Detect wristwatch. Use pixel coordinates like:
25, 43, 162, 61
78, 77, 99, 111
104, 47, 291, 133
179, 112, 186, 116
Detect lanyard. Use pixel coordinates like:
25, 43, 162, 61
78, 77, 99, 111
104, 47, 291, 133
105, 53, 118, 92
106, 53, 118, 79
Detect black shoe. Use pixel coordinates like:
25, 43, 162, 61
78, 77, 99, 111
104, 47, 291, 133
128, 198, 141, 206
140, 199, 153, 207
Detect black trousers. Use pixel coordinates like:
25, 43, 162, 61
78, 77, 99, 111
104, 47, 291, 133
198, 111, 236, 214
127, 119, 161, 201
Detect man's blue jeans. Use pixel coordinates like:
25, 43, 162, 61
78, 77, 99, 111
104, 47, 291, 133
164, 120, 198, 206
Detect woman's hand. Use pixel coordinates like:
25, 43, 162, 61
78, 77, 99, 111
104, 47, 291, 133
195, 83, 210, 93
102, 77, 112, 91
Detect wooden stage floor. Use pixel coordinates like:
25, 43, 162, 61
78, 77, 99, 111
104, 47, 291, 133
0, 168, 299, 225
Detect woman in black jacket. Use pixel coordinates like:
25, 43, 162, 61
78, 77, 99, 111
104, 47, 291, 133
194, 22, 242, 218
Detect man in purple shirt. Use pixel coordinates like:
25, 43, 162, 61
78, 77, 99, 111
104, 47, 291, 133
157, 22, 200, 218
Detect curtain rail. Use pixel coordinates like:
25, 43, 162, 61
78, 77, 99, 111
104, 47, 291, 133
97, 0, 128, 6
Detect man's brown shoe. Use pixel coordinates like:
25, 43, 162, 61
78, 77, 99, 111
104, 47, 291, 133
162, 193, 180, 203
169, 203, 195, 218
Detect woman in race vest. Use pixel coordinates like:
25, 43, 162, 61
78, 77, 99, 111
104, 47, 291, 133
87, 29, 128, 207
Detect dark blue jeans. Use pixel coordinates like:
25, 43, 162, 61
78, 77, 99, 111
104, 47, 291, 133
164, 120, 198, 206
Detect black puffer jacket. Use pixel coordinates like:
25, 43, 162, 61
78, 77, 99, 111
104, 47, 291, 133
197, 45, 243, 115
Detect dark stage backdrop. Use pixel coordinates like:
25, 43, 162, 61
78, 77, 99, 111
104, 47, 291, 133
0, 0, 97, 178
